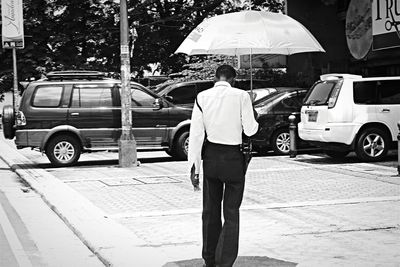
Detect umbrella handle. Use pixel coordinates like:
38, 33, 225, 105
250, 48, 253, 103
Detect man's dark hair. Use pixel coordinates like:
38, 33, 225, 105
216, 65, 236, 80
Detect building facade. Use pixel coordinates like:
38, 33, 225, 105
286, 0, 400, 86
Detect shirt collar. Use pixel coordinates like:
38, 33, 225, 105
214, 81, 232, 88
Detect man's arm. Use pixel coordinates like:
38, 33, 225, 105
241, 93, 259, 137
188, 97, 205, 175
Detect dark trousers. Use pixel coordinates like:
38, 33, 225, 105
202, 141, 245, 267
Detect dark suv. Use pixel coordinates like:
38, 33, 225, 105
154, 79, 271, 106
2, 71, 193, 166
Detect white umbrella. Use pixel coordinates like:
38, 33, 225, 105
176, 11, 325, 56
175, 11, 325, 90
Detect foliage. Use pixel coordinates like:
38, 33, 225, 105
0, 0, 284, 101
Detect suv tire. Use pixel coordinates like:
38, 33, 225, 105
46, 135, 81, 167
2, 105, 15, 139
174, 131, 189, 160
271, 128, 291, 155
355, 127, 389, 162
324, 150, 349, 159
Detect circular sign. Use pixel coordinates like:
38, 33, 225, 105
346, 0, 373, 60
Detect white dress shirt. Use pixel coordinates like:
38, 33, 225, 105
188, 81, 259, 174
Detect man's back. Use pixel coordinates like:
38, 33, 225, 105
197, 81, 258, 146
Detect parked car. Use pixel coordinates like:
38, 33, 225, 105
252, 88, 308, 155
155, 80, 214, 106
1, 71, 193, 166
298, 74, 400, 161
155, 79, 271, 106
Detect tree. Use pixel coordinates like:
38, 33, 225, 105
0, 0, 284, 101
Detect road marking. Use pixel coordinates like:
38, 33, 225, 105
0, 203, 33, 267
109, 195, 400, 219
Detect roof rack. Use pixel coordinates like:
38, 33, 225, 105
46, 70, 107, 80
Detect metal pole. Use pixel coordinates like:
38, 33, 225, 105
289, 113, 297, 158
397, 121, 400, 176
118, 0, 137, 167
12, 48, 19, 120
250, 48, 253, 95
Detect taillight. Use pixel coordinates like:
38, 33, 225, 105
328, 80, 343, 109
16, 111, 26, 126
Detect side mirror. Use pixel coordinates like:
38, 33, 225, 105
153, 98, 163, 110
165, 95, 174, 102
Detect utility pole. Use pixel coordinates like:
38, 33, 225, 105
2, 0, 25, 119
118, 0, 137, 167
12, 48, 19, 118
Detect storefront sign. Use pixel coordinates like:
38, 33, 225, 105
1, 0, 25, 49
345, 0, 372, 60
372, 0, 400, 50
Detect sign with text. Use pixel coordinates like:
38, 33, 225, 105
1, 0, 25, 49
372, 0, 400, 50
345, 0, 372, 60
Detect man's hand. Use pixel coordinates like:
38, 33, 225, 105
190, 164, 201, 191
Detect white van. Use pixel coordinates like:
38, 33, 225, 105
298, 74, 400, 161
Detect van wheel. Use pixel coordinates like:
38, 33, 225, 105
324, 150, 349, 159
46, 135, 81, 167
174, 131, 189, 160
271, 128, 291, 155
355, 128, 389, 162
2, 105, 15, 139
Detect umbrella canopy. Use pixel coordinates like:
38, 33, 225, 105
175, 11, 325, 56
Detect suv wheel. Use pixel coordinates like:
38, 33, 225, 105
2, 105, 15, 139
324, 150, 349, 159
271, 128, 291, 155
174, 131, 189, 160
355, 128, 389, 162
46, 135, 81, 167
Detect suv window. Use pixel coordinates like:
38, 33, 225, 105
167, 85, 196, 104
71, 86, 113, 108
131, 87, 155, 107
353, 81, 378, 104
377, 80, 400, 104
273, 93, 304, 113
197, 82, 214, 92
32, 86, 63, 107
304, 81, 336, 105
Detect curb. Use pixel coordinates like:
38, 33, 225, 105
0, 138, 167, 267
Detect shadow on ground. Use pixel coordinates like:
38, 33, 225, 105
163, 256, 297, 267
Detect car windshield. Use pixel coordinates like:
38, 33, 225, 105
249, 88, 277, 102
254, 91, 283, 107
303, 81, 337, 106
154, 83, 172, 94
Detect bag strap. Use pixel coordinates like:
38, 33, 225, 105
195, 95, 207, 140
195, 95, 203, 113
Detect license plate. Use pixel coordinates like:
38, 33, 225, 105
306, 111, 318, 122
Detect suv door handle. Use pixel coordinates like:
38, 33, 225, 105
381, 108, 390, 113
70, 112, 80, 117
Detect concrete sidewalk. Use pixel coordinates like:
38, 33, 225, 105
0, 136, 399, 266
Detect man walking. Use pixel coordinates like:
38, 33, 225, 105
188, 65, 259, 267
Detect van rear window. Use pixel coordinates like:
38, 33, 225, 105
303, 81, 336, 106
32, 86, 63, 107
